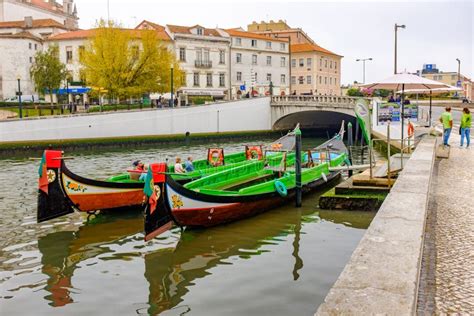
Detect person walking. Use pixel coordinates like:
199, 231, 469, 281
460, 107, 471, 148
440, 106, 453, 147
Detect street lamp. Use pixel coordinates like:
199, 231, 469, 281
456, 58, 461, 83
394, 24, 406, 74
356, 58, 373, 84
16, 77, 23, 119
170, 63, 174, 107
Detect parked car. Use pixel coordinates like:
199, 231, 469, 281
3, 95, 39, 103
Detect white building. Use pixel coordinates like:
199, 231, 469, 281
0, 0, 78, 29
0, 17, 68, 99
164, 24, 231, 101
221, 28, 289, 97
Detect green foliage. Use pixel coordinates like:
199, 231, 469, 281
347, 87, 364, 97
374, 89, 390, 97
80, 20, 183, 99
30, 45, 67, 105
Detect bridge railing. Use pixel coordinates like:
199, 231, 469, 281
271, 95, 368, 105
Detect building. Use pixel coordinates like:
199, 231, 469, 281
162, 24, 230, 101
0, 0, 78, 29
418, 64, 472, 100
248, 20, 343, 95
221, 28, 289, 97
0, 17, 69, 99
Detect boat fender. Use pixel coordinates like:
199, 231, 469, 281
274, 180, 288, 197
321, 173, 328, 182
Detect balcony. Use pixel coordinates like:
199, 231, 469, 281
195, 60, 212, 68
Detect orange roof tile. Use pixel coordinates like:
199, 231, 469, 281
225, 29, 288, 42
167, 24, 221, 37
290, 43, 342, 57
0, 31, 42, 41
0, 18, 67, 29
47, 28, 171, 41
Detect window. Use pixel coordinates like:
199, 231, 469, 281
236, 53, 242, 63
298, 76, 304, 84
335, 61, 337, 70
438, 75, 443, 80
254, 72, 258, 82
29, 42, 32, 49
196, 49, 203, 62
324, 77, 327, 84
193, 72, 200, 86
181, 72, 187, 86
179, 47, 186, 61
251, 39, 257, 47
330, 77, 332, 85
237, 71, 242, 81
291, 76, 296, 85
34, 43, 37, 50
78, 45, 85, 61
281, 74, 286, 84
330, 61, 333, 69
266, 56, 272, 66
319, 76, 322, 84
203, 49, 210, 62
299, 58, 304, 67
280, 43, 286, 51
197, 28, 203, 35
219, 73, 225, 87
29, 56, 33, 63
307, 58, 312, 68
320, 59, 323, 67
266, 73, 272, 82
307, 75, 312, 84
206, 73, 213, 87
280, 57, 286, 67
266, 41, 272, 49
252, 54, 257, 65
291, 59, 296, 67
66, 46, 73, 63
235, 38, 242, 46
325, 60, 328, 68
451, 75, 456, 80
219, 50, 225, 64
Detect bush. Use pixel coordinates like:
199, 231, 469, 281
347, 88, 364, 97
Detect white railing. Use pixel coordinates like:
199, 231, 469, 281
271, 95, 368, 105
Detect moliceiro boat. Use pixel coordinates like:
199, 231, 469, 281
36, 140, 292, 223
144, 126, 349, 241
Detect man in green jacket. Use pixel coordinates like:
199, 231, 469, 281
440, 107, 453, 146
460, 107, 471, 148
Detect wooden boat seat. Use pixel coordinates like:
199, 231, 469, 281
220, 173, 276, 191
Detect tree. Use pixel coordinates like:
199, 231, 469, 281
347, 87, 364, 97
80, 20, 183, 101
30, 45, 67, 106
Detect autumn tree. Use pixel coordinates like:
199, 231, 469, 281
30, 45, 67, 106
80, 20, 183, 100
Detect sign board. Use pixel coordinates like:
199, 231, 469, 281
457, 80, 462, 87
240, 85, 246, 91
15, 92, 22, 96
424, 64, 434, 70
377, 102, 418, 125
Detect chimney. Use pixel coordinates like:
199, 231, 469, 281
24, 16, 33, 28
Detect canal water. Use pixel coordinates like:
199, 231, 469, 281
0, 137, 375, 315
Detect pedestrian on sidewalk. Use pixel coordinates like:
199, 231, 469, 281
460, 107, 471, 148
439, 106, 453, 147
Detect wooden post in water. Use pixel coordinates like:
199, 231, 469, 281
295, 126, 302, 207
347, 122, 353, 177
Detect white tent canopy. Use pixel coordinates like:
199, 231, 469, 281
361, 72, 450, 90
397, 86, 462, 94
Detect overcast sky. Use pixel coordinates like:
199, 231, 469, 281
74, 0, 473, 85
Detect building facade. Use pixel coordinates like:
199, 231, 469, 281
222, 28, 289, 97
0, 17, 69, 99
248, 20, 343, 95
419, 64, 472, 100
163, 24, 230, 100
0, 0, 78, 29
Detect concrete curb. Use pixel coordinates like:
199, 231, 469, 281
315, 136, 436, 315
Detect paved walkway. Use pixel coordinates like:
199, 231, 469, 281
417, 136, 474, 314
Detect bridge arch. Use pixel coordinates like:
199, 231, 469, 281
272, 110, 356, 131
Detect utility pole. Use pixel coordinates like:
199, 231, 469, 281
394, 24, 406, 74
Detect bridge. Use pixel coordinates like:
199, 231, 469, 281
1, 96, 365, 143
270, 95, 362, 130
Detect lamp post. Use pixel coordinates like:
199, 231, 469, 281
170, 63, 174, 107
394, 23, 406, 74
16, 77, 23, 119
356, 57, 372, 84
456, 58, 461, 84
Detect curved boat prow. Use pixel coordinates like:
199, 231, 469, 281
37, 150, 74, 223
144, 163, 175, 241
